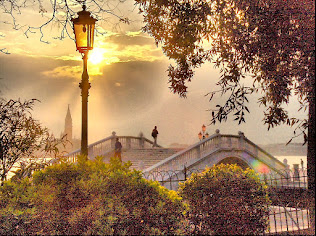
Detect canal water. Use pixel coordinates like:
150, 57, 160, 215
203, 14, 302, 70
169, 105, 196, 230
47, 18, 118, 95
275, 156, 307, 170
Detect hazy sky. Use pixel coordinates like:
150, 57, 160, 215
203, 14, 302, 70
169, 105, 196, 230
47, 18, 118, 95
0, 1, 308, 148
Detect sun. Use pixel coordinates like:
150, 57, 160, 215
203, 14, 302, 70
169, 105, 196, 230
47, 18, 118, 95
89, 49, 104, 65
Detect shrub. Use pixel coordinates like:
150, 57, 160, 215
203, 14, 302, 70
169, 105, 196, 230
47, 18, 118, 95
178, 164, 270, 235
0, 156, 185, 235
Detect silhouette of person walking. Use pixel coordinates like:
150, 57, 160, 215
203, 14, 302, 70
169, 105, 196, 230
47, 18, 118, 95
152, 126, 159, 147
114, 138, 122, 162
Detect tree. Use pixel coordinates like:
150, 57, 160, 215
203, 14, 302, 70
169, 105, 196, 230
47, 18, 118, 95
0, 0, 129, 48
135, 0, 315, 191
0, 98, 66, 184
179, 164, 270, 235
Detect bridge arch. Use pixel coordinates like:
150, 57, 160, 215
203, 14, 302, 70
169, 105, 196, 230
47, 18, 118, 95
217, 156, 250, 170
201, 150, 271, 175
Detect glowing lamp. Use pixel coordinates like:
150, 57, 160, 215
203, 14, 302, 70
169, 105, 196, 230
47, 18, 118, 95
72, 5, 97, 53
198, 132, 203, 141
202, 124, 206, 132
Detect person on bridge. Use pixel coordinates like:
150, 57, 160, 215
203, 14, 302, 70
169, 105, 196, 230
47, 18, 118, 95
152, 126, 159, 147
114, 138, 122, 162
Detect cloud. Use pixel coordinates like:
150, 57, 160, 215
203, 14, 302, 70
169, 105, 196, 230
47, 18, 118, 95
42, 66, 82, 80
42, 64, 103, 80
91, 60, 169, 116
92, 31, 164, 64
36, 32, 166, 81
106, 31, 157, 49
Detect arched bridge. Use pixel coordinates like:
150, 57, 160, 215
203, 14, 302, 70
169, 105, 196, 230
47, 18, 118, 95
144, 130, 286, 175
64, 130, 286, 177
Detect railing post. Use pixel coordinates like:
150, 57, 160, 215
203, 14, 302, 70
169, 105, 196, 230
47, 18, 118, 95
215, 129, 221, 148
196, 146, 201, 159
88, 145, 94, 159
127, 137, 131, 149
293, 164, 300, 182
139, 132, 144, 148
228, 136, 232, 148
238, 131, 245, 149
184, 165, 187, 181
111, 131, 116, 149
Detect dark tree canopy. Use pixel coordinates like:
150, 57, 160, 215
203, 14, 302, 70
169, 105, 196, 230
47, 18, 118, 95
0, 98, 66, 183
135, 0, 315, 190
136, 0, 314, 130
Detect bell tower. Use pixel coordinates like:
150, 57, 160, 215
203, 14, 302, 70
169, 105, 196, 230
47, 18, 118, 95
64, 104, 73, 143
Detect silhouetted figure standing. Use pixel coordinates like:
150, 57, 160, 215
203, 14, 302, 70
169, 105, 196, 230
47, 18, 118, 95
301, 159, 304, 169
114, 138, 122, 162
152, 126, 159, 147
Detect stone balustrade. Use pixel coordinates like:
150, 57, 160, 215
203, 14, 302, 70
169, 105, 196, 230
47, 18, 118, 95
64, 132, 160, 162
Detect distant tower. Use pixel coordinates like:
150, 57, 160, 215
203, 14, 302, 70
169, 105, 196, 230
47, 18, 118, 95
64, 104, 73, 142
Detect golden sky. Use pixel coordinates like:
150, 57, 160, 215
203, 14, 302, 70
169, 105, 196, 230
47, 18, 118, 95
0, 1, 308, 147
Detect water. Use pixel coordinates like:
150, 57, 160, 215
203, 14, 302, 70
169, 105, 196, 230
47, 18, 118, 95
275, 155, 307, 170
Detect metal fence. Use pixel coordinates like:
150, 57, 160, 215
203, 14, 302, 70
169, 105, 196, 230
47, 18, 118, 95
143, 168, 313, 234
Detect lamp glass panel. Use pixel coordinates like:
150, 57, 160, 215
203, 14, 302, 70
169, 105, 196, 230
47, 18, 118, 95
74, 23, 88, 49
89, 24, 95, 48
74, 24, 95, 51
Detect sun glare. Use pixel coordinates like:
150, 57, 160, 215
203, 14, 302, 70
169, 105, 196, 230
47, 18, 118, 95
89, 49, 104, 65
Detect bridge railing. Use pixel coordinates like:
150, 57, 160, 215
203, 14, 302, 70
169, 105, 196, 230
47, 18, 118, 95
143, 168, 308, 190
64, 134, 161, 162
144, 131, 286, 176
144, 132, 222, 173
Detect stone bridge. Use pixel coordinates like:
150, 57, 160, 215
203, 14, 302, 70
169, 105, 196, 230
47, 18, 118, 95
144, 130, 286, 174
65, 130, 287, 178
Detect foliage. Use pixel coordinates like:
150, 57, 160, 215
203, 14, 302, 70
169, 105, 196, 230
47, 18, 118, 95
179, 164, 270, 235
135, 0, 314, 140
0, 0, 129, 48
0, 98, 66, 184
0, 156, 185, 235
135, 0, 315, 192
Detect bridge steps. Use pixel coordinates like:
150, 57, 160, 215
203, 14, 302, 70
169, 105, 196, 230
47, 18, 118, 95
102, 148, 182, 170
124, 148, 182, 170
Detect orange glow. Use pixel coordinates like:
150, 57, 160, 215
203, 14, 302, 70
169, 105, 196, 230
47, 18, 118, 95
89, 48, 104, 64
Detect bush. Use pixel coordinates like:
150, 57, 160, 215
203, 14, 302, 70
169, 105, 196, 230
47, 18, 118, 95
178, 164, 270, 235
0, 156, 185, 235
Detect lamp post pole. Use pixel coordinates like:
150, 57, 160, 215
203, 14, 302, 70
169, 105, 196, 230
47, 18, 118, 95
80, 51, 91, 156
72, 4, 97, 157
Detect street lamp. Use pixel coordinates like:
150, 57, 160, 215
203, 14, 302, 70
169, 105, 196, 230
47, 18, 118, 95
72, 5, 97, 156
198, 124, 209, 141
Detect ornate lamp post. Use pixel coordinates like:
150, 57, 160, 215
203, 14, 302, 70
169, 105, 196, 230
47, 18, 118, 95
72, 5, 97, 156
198, 124, 209, 141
